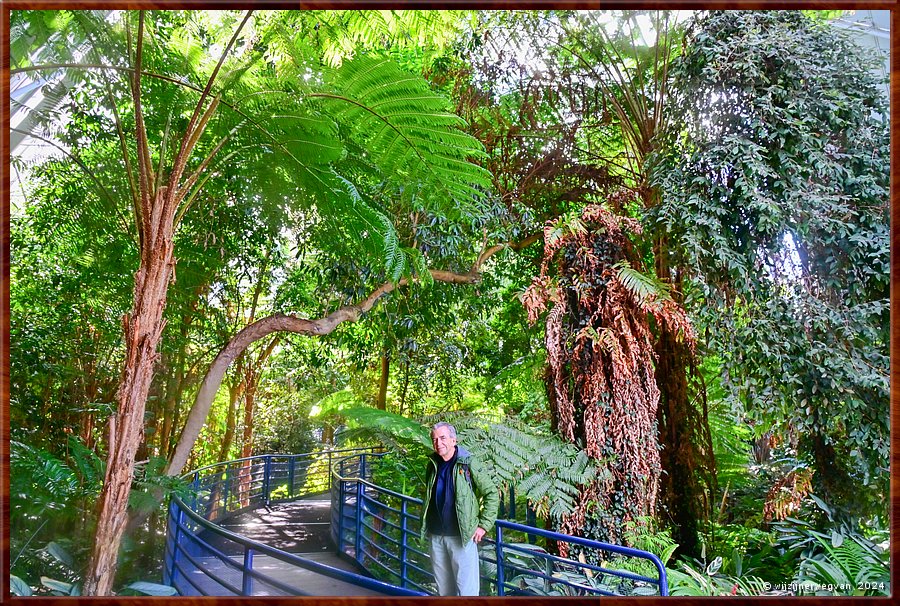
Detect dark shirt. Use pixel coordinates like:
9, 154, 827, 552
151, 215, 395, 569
427, 448, 461, 536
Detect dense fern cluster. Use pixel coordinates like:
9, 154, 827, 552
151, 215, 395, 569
325, 404, 598, 522
445, 414, 598, 520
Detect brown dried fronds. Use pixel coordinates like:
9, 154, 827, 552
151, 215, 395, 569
531, 198, 673, 542
521, 276, 550, 326
763, 468, 814, 522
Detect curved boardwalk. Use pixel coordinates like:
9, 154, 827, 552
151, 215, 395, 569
193, 495, 384, 596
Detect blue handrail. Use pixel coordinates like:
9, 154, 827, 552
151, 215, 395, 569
330, 451, 669, 596
164, 446, 424, 596
167, 490, 423, 596
165, 447, 669, 596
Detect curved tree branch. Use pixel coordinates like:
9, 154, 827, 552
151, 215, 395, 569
164, 234, 540, 476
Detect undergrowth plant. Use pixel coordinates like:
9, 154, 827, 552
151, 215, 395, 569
317, 400, 600, 524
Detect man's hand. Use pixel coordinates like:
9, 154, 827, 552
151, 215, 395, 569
472, 527, 487, 543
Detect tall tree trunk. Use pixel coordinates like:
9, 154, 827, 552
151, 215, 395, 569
220, 370, 243, 462
654, 321, 700, 558
83, 190, 175, 594
399, 359, 410, 415
375, 351, 390, 410
238, 378, 256, 507
207, 366, 243, 520
81, 11, 249, 593
653, 241, 715, 560
157, 357, 181, 460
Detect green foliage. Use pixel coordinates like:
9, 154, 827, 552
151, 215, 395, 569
795, 533, 889, 596
652, 9, 889, 521
9, 538, 176, 597
613, 260, 672, 304
316, 394, 434, 451
433, 413, 599, 521
128, 457, 192, 514
318, 404, 598, 522
622, 517, 679, 568
667, 557, 770, 596
11, 8, 892, 596
322, 56, 493, 214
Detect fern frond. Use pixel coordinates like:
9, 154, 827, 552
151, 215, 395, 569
318, 56, 493, 215
613, 260, 672, 304
316, 401, 432, 450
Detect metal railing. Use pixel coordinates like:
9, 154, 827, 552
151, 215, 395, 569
331, 452, 435, 593
163, 446, 423, 596
330, 451, 668, 596
165, 447, 668, 596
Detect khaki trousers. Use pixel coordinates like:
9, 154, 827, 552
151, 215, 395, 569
429, 534, 480, 596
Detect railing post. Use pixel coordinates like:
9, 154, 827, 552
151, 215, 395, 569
164, 499, 182, 589
328, 450, 333, 491
288, 455, 295, 498
242, 548, 254, 596
225, 464, 234, 514
544, 555, 552, 593
495, 524, 505, 596
337, 478, 345, 553
400, 500, 409, 589
262, 455, 272, 506
191, 472, 200, 513
355, 479, 364, 564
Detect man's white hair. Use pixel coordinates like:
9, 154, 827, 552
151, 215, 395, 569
431, 421, 457, 439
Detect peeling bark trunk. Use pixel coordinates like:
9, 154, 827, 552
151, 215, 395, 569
81, 12, 251, 593
83, 192, 175, 595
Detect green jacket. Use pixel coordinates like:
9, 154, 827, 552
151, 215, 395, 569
421, 445, 499, 540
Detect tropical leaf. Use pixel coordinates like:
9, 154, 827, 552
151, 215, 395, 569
332, 405, 433, 450
319, 56, 493, 215
613, 260, 672, 304
43, 542, 74, 570
10, 574, 32, 596
123, 581, 178, 596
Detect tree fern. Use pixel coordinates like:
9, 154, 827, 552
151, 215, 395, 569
317, 405, 600, 522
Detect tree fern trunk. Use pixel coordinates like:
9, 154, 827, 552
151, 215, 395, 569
654, 320, 701, 559
653, 240, 714, 560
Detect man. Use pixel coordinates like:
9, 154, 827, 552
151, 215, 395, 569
422, 422, 499, 596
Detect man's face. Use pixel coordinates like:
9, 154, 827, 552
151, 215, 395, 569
431, 426, 457, 461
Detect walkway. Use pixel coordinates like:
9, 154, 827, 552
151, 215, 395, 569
191, 496, 382, 596
165, 449, 669, 597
